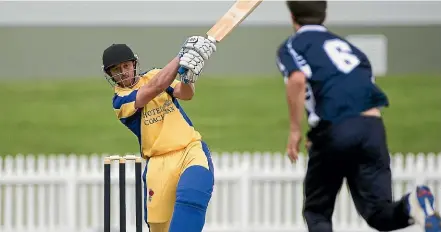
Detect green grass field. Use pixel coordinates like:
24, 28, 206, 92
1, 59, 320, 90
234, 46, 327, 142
0, 75, 440, 155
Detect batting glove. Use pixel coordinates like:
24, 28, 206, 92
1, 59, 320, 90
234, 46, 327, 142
179, 49, 205, 83
178, 36, 217, 60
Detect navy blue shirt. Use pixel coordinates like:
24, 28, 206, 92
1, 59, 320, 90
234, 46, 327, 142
276, 25, 389, 127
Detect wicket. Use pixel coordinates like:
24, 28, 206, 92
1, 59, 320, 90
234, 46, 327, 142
104, 155, 143, 232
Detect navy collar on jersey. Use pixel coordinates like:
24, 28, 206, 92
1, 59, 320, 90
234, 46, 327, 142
296, 25, 327, 34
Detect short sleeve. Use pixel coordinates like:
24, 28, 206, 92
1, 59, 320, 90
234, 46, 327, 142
113, 90, 139, 119
276, 37, 312, 82
276, 40, 301, 80
170, 76, 180, 88
166, 78, 181, 96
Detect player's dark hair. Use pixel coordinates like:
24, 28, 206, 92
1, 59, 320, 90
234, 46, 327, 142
286, 1, 327, 26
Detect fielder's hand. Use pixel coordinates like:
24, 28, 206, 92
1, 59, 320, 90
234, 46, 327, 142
287, 130, 302, 163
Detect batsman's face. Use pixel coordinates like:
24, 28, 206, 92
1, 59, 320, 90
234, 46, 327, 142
109, 61, 136, 88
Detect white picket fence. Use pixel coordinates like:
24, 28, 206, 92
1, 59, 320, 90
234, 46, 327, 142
0, 152, 440, 232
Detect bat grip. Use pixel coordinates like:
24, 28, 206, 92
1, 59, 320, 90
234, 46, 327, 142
207, 35, 217, 43
178, 66, 187, 75
178, 66, 190, 84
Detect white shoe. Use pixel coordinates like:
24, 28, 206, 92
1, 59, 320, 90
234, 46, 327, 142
407, 186, 441, 232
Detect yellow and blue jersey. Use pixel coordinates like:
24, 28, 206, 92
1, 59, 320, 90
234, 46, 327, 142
112, 68, 202, 158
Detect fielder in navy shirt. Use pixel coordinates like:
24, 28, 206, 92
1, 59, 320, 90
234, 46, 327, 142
276, 1, 441, 232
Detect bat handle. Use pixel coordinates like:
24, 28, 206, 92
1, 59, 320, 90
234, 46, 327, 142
178, 66, 187, 75
178, 66, 190, 84
207, 35, 217, 43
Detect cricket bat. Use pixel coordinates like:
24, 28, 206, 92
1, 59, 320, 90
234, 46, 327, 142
206, 0, 263, 42
178, 0, 263, 75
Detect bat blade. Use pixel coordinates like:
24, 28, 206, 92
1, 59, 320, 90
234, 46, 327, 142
206, 0, 263, 42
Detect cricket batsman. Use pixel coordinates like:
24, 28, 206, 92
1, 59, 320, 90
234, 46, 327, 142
101, 36, 216, 232
276, 1, 441, 232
